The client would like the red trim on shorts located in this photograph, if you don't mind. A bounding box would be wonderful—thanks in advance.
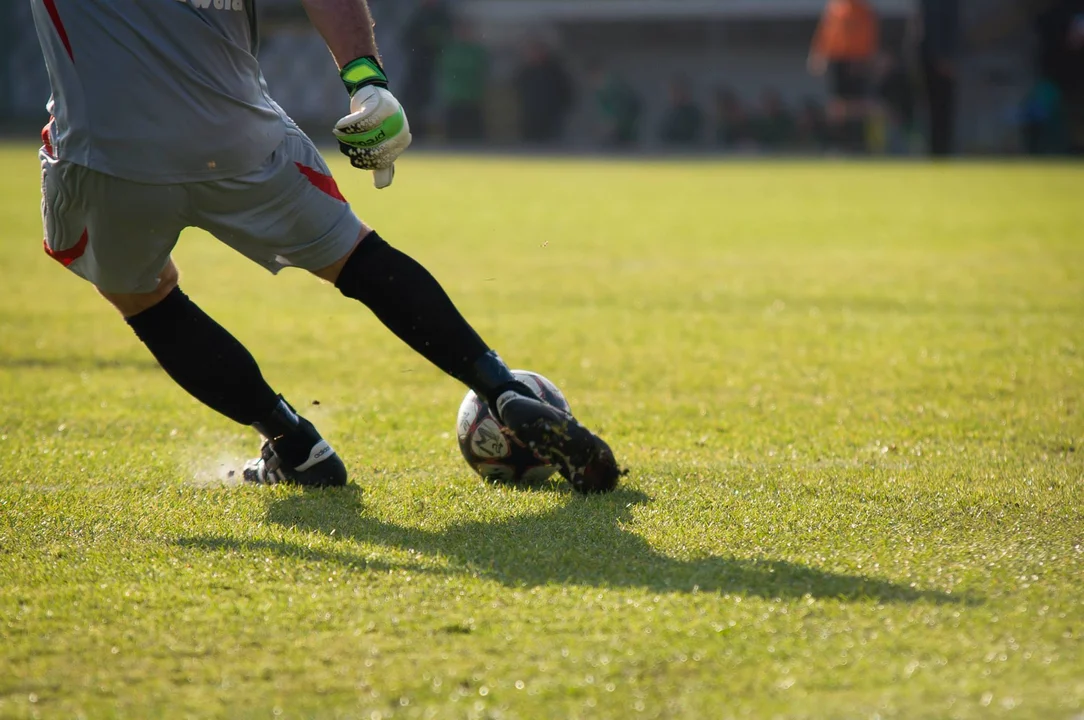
[295,163,346,202]
[41,118,54,157]
[44,228,88,267]
[42,0,74,62]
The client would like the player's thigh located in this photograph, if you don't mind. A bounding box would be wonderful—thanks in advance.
[41,154,186,294]
[189,126,364,275]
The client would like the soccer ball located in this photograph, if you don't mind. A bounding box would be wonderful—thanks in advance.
[456,370,570,486]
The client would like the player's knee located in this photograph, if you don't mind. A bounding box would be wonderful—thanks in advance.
[310,226,372,284]
[158,261,179,294]
[100,261,180,318]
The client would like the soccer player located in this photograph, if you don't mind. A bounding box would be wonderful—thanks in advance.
[30,0,622,494]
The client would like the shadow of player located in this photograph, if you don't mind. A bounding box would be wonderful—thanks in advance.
[0,355,161,371]
[217,484,968,605]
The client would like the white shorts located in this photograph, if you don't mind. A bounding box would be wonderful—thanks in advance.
[40,122,363,293]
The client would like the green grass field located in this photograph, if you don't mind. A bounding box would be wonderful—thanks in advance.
[0,144,1082,719]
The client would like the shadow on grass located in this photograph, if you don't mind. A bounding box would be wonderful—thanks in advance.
[175,536,434,577]
[0,355,160,371]
[182,485,970,605]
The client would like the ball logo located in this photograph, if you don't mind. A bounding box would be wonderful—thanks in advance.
[471,418,510,459]
[456,371,570,486]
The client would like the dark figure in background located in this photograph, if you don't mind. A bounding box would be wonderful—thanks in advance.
[751,89,797,151]
[400,0,453,140]
[1021,78,1068,154]
[1035,0,1084,153]
[589,65,642,147]
[659,76,703,146]
[0,2,15,120]
[972,0,1084,155]
[796,98,830,151]
[515,40,574,144]
[874,51,916,154]
[438,22,490,142]
[714,88,754,149]
[909,0,961,156]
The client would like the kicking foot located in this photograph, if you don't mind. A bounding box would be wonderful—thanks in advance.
[495,390,625,494]
[236,398,347,487]
[240,435,347,487]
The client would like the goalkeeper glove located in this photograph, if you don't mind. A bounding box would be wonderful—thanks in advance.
[333,57,412,189]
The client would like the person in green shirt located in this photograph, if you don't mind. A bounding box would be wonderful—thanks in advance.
[437,22,490,142]
[589,64,642,147]
[659,76,703,146]
[399,0,453,140]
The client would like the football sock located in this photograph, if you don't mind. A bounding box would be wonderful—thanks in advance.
[251,397,329,469]
[464,350,540,414]
[335,231,531,407]
[125,287,281,427]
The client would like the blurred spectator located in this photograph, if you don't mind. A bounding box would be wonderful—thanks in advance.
[1035,1,1084,153]
[713,88,754,149]
[659,76,703,146]
[808,0,881,145]
[872,51,916,154]
[750,89,797,151]
[907,0,961,157]
[588,64,642,147]
[400,0,453,139]
[795,98,830,151]
[1021,77,1068,154]
[514,40,574,144]
[971,0,1084,155]
[437,22,490,142]
[0,3,13,121]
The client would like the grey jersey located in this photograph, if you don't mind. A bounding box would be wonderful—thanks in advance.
[31,0,287,184]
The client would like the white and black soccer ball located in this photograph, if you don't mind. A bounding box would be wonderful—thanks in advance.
[456,370,570,486]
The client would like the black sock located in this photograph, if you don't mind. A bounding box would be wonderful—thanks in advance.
[126,287,281,426]
[336,232,515,399]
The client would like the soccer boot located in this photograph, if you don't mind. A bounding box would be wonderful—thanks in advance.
[240,398,347,487]
[466,351,626,494]
[494,390,624,495]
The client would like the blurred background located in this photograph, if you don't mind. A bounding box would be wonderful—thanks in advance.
[1,0,1081,157]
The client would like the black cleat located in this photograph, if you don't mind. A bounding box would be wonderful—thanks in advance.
[241,435,347,487]
[495,391,625,494]
[239,399,347,487]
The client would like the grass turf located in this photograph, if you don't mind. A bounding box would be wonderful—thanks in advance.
[0,145,1082,719]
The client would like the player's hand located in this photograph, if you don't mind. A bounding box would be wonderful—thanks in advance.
[333,57,412,189]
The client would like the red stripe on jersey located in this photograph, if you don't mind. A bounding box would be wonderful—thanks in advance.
[42,0,74,62]
[295,163,346,202]
[44,228,88,267]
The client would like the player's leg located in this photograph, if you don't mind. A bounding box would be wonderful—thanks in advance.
[40,150,345,487]
[315,231,623,493]
[188,126,370,486]
[195,124,621,492]
[102,263,345,487]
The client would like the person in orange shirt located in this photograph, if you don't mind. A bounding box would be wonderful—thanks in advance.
[808,0,881,148]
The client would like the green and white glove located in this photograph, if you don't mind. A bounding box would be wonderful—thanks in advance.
[333,57,412,189]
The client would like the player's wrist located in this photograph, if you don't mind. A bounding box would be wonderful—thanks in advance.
[340,56,388,96]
